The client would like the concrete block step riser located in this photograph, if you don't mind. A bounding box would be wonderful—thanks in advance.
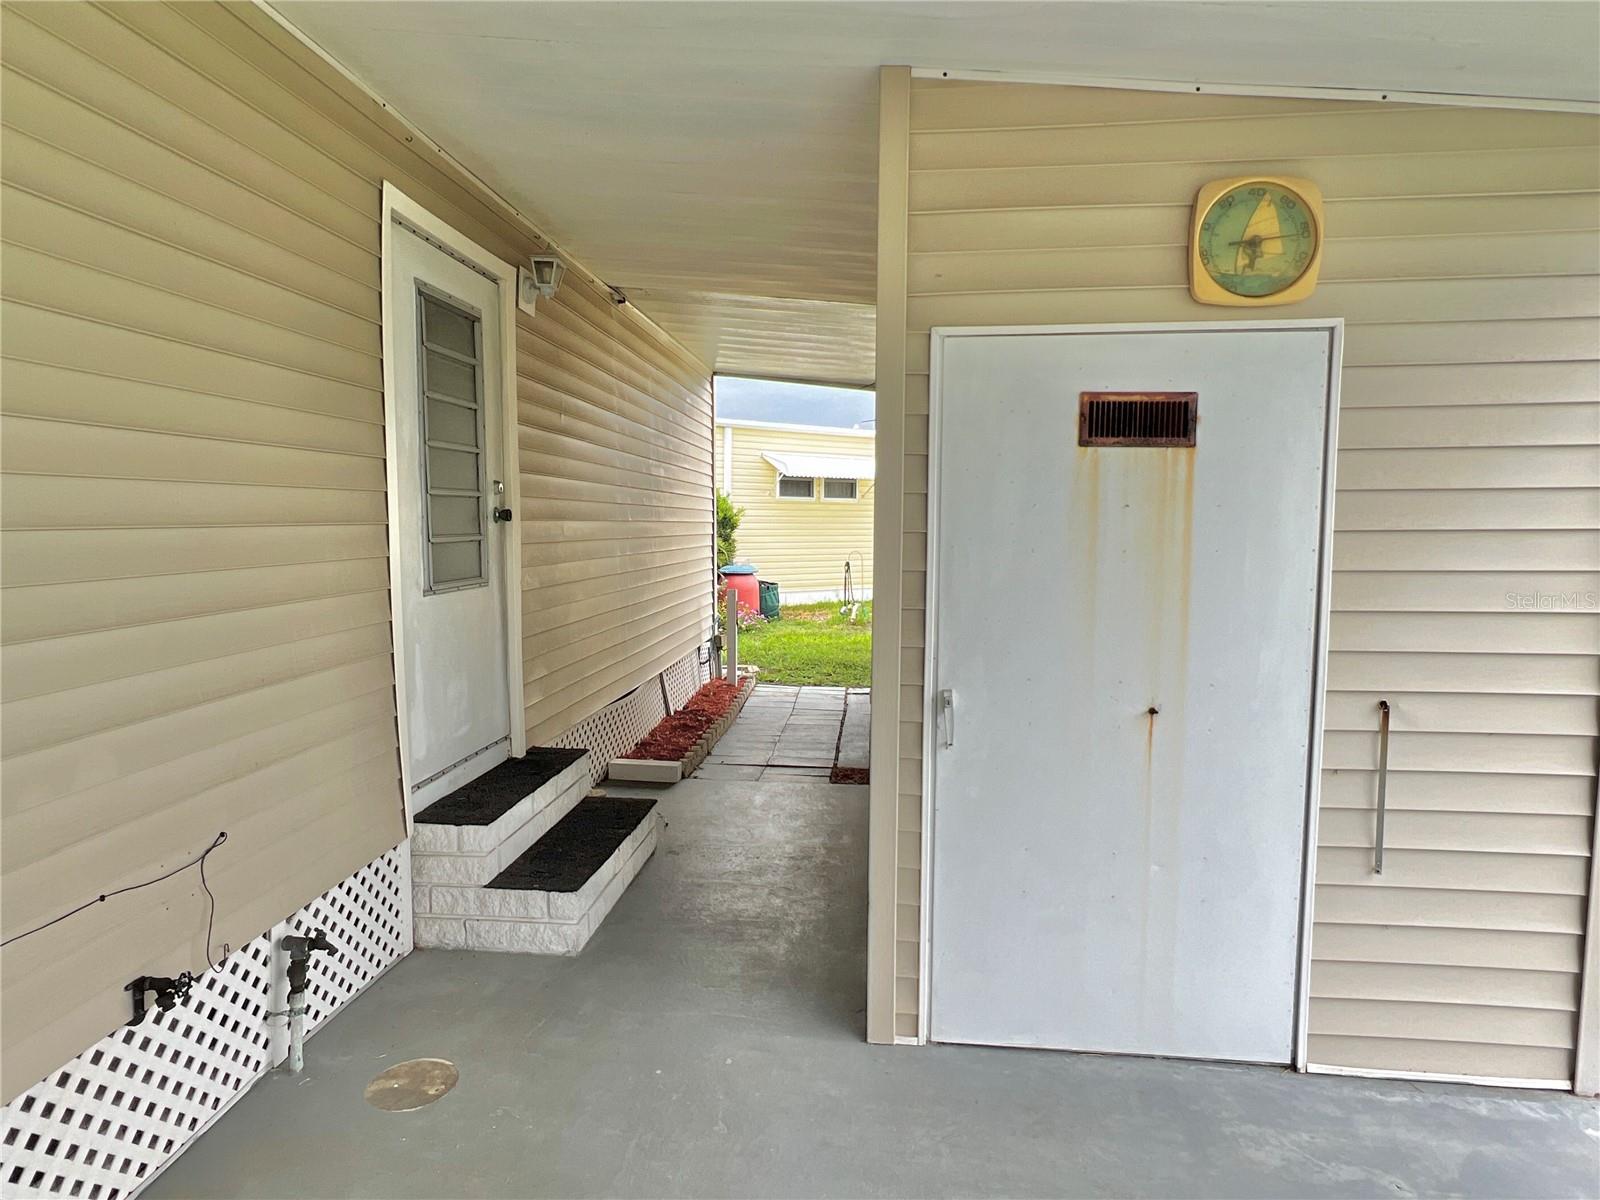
[415,813,660,955]
[411,759,589,886]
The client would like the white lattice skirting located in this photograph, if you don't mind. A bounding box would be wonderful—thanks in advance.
[0,846,412,1200]
[0,643,712,1200]
[549,644,713,781]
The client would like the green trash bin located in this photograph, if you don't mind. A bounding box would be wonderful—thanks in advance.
[758,579,781,622]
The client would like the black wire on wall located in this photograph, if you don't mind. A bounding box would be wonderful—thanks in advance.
[2,832,230,966]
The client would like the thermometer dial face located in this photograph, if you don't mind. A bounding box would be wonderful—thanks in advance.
[1196,181,1318,298]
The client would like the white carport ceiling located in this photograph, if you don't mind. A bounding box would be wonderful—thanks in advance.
[275,2,1600,387]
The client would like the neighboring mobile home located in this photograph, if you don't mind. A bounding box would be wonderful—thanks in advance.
[716,417,875,602]
[0,4,1596,1195]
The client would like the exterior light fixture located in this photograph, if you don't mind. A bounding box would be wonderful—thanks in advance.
[517,254,565,315]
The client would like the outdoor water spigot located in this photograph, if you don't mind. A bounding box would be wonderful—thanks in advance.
[278,929,334,1074]
[126,972,198,1026]
[282,929,333,996]
[283,928,333,956]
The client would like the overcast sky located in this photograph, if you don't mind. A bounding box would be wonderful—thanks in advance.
[716,376,875,428]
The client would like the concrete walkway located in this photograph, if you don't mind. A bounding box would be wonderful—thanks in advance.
[147,764,1596,1199]
[837,688,869,771]
[697,683,870,781]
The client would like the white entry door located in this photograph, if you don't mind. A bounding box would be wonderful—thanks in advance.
[928,325,1336,1063]
[388,217,513,812]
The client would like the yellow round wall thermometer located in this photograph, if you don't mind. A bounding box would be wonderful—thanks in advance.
[1190,176,1325,306]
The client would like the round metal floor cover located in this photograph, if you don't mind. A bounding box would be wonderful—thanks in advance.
[363,1058,458,1112]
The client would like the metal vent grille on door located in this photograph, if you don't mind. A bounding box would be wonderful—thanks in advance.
[1079,392,1197,447]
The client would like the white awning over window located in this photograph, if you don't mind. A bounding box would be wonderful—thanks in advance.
[761,451,875,481]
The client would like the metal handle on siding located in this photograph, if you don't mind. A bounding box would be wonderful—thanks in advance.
[937,689,955,749]
[1373,699,1391,875]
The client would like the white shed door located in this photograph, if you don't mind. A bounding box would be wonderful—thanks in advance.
[389,219,512,811]
[928,327,1334,1063]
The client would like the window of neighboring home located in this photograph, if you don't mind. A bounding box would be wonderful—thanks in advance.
[822,478,858,501]
[777,476,816,499]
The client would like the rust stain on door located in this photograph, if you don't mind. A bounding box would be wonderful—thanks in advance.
[1066,423,1201,1038]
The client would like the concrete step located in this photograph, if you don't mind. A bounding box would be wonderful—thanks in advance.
[415,797,660,955]
[411,748,589,887]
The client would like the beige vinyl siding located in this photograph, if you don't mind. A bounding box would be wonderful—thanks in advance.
[516,278,714,740]
[879,75,1600,1077]
[0,0,711,1101]
[720,424,874,595]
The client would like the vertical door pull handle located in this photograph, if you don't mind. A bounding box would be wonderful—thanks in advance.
[937,689,955,749]
[1373,698,1391,875]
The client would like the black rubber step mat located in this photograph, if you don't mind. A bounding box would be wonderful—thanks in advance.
[414,747,588,827]
[487,798,657,892]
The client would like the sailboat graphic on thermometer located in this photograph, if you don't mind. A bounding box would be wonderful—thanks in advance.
[1234,193,1284,275]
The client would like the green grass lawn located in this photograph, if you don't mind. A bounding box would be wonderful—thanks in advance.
[737,600,872,686]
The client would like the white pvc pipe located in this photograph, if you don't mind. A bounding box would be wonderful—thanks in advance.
[287,998,307,1073]
[724,589,739,682]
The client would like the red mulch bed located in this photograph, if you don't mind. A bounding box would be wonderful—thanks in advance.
[830,766,870,785]
[625,678,748,761]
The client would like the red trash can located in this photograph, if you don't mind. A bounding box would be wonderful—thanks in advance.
[719,564,760,618]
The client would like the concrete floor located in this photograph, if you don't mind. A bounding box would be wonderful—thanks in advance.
[149,771,1597,1199]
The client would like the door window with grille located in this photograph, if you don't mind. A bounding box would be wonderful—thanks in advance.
[417,286,488,592]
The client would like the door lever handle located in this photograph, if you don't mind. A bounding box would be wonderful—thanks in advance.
[937,688,955,749]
